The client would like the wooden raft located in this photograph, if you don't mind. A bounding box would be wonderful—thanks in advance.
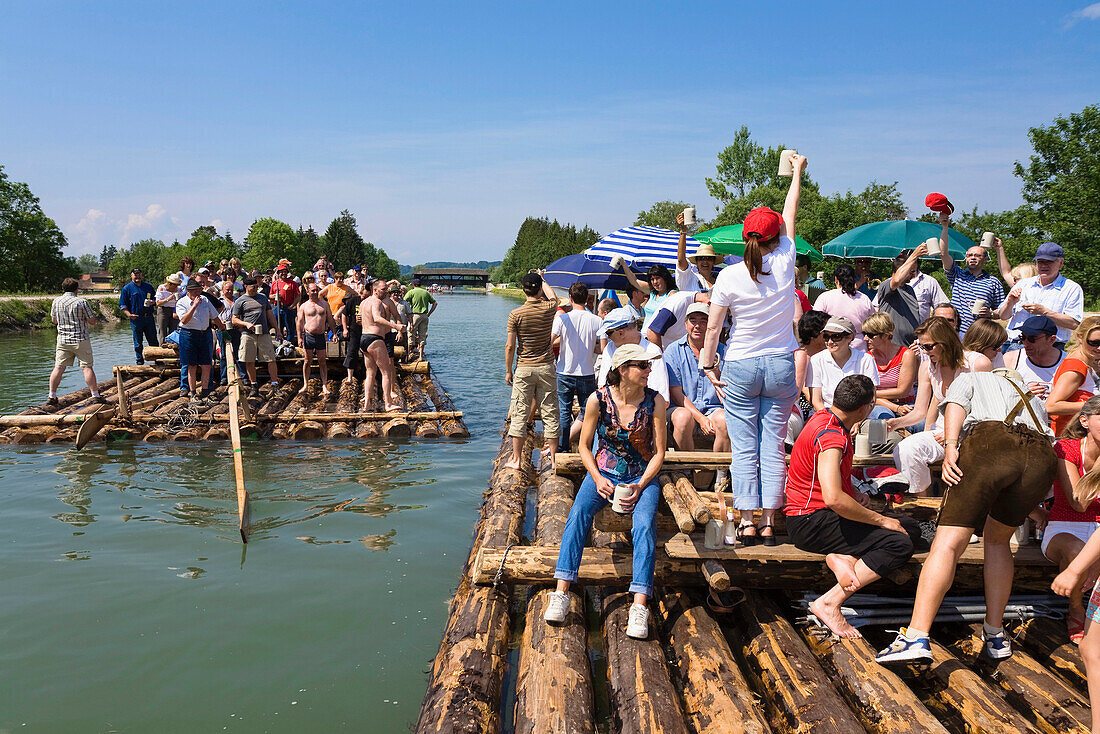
[0,349,469,444]
[418,437,1086,733]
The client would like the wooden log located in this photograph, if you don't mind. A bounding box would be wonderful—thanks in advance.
[514,468,595,734]
[674,473,711,524]
[796,626,948,734]
[555,450,900,474]
[599,588,689,734]
[424,373,469,437]
[944,622,1089,734]
[400,371,441,437]
[201,401,230,441]
[11,374,148,444]
[594,505,681,533]
[414,426,532,734]
[270,380,316,440]
[142,346,178,360]
[701,559,730,591]
[727,591,865,734]
[660,473,697,533]
[656,589,771,734]
[0,374,120,443]
[327,378,360,439]
[1011,617,1087,694]
[899,635,1036,733]
[171,387,227,441]
[472,545,702,586]
[290,380,336,439]
[381,416,412,437]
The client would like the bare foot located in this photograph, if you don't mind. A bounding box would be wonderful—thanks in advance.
[298,386,308,396]
[809,596,861,639]
[502,457,522,470]
[825,554,860,593]
[383,403,402,413]
[322,388,331,398]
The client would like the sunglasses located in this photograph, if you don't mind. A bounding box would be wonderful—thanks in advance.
[918,342,937,352]
[624,361,652,370]
[1087,338,1100,348]
[863,332,887,339]
[823,333,851,342]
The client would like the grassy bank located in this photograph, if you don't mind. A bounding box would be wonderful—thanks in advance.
[487,287,526,301]
[0,297,123,333]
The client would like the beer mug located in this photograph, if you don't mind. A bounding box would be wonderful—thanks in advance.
[682,206,696,228]
[923,237,941,257]
[612,483,633,514]
[778,149,798,177]
[980,231,995,250]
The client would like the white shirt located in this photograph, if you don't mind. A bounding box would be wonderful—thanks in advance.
[808,347,879,408]
[1006,274,1084,343]
[907,271,949,323]
[175,294,221,331]
[597,338,670,404]
[710,235,798,360]
[647,291,700,345]
[552,308,602,376]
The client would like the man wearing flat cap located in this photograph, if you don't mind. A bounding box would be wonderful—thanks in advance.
[998,242,1082,349]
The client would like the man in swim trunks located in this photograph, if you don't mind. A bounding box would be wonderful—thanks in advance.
[360,278,406,412]
[296,282,337,396]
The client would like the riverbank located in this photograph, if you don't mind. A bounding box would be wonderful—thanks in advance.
[0,295,122,333]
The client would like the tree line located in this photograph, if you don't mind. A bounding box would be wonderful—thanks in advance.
[493,217,601,285]
[105,209,400,286]
[0,165,81,292]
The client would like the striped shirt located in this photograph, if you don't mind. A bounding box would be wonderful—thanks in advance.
[945,265,1005,334]
[50,293,94,344]
[507,298,558,366]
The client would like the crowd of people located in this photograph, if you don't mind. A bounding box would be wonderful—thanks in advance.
[505,152,1100,707]
[50,256,440,412]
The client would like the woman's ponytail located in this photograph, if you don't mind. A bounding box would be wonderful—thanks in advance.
[744,236,771,284]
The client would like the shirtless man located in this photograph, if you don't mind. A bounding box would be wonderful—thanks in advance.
[296,283,337,396]
[360,278,406,412]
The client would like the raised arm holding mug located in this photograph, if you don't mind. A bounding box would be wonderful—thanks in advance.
[936,211,1004,335]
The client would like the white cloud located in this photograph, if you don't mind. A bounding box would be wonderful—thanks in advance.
[66,203,183,254]
[1064,2,1100,28]
[121,203,167,242]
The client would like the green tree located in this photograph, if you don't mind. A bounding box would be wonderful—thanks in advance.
[297,226,322,268]
[324,210,366,271]
[108,238,169,286]
[0,165,80,292]
[705,125,769,206]
[495,217,600,285]
[185,226,241,271]
[98,244,118,270]
[77,253,100,273]
[242,218,303,272]
[1013,104,1100,292]
[634,200,698,229]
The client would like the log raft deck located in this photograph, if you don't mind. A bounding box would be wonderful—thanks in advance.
[0,345,469,444]
[416,432,1087,734]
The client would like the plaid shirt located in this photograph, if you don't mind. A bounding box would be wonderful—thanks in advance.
[51,293,95,344]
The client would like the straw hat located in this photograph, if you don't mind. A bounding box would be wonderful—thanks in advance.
[165,273,182,285]
[687,243,719,263]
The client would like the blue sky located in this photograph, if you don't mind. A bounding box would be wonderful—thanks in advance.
[2,1,1098,265]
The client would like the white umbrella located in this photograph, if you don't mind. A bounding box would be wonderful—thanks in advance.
[584,226,703,268]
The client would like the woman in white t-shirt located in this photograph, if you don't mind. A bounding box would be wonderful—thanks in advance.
[808,316,879,411]
[699,153,807,546]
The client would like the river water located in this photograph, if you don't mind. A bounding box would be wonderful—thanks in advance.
[0,293,518,732]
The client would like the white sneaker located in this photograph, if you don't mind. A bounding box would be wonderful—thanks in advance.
[544,590,570,624]
[626,603,649,639]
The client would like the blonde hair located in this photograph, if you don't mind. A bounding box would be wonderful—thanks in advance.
[1067,315,1100,354]
[862,312,894,337]
[1061,396,1100,509]
[962,318,1008,355]
[1011,262,1037,282]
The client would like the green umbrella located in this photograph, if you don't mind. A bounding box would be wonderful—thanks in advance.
[820,220,973,261]
[693,224,823,262]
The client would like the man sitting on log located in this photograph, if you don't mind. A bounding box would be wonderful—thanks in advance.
[785,374,924,638]
[876,368,1056,664]
[664,302,730,490]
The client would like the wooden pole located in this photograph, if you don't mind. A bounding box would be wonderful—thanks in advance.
[114,366,130,420]
[472,545,702,587]
[225,345,250,542]
[656,589,771,734]
[424,373,469,437]
[660,473,697,533]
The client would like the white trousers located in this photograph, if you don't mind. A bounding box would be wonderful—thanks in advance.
[893,431,944,494]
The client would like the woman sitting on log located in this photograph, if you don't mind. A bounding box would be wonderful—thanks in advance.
[545,343,667,639]
[862,312,917,420]
[785,375,924,638]
[1047,395,1100,644]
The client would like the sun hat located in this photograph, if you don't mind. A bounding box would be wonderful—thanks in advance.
[925,192,955,215]
[687,243,720,263]
[1020,314,1057,336]
[610,343,660,371]
[742,207,782,241]
[346,269,357,277]
[1034,242,1064,261]
[165,273,182,285]
[599,307,638,337]
[822,316,855,334]
[684,302,710,319]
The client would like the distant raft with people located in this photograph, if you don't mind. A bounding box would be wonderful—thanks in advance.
[0,344,468,444]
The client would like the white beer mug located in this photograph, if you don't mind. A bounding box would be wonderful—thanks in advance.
[612,483,633,514]
[778,149,798,177]
[923,237,941,257]
[682,206,696,228]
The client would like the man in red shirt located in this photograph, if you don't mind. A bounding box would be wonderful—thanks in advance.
[785,374,923,638]
[270,263,301,346]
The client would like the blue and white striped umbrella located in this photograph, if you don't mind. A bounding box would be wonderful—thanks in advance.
[584,226,704,268]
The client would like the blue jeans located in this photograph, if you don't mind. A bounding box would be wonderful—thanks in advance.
[130,316,158,363]
[274,306,297,346]
[722,353,798,511]
[557,373,597,452]
[554,471,660,596]
[216,330,247,385]
[869,406,896,420]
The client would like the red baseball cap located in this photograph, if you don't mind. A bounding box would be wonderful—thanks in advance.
[742,207,782,241]
[924,192,954,214]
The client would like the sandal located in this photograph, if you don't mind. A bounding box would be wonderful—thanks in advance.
[738,522,757,547]
[706,587,747,614]
[1069,614,1085,645]
[760,524,777,547]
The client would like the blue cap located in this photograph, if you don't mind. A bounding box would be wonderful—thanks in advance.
[1034,242,1064,261]
[1020,314,1058,336]
[599,307,637,337]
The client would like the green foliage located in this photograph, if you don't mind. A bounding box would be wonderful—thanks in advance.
[495,217,601,285]
[108,238,171,285]
[184,227,241,270]
[297,226,322,269]
[77,253,100,273]
[634,200,699,229]
[98,244,118,270]
[0,165,81,292]
[1013,104,1100,293]
[243,218,304,273]
[323,210,366,271]
[705,125,769,204]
